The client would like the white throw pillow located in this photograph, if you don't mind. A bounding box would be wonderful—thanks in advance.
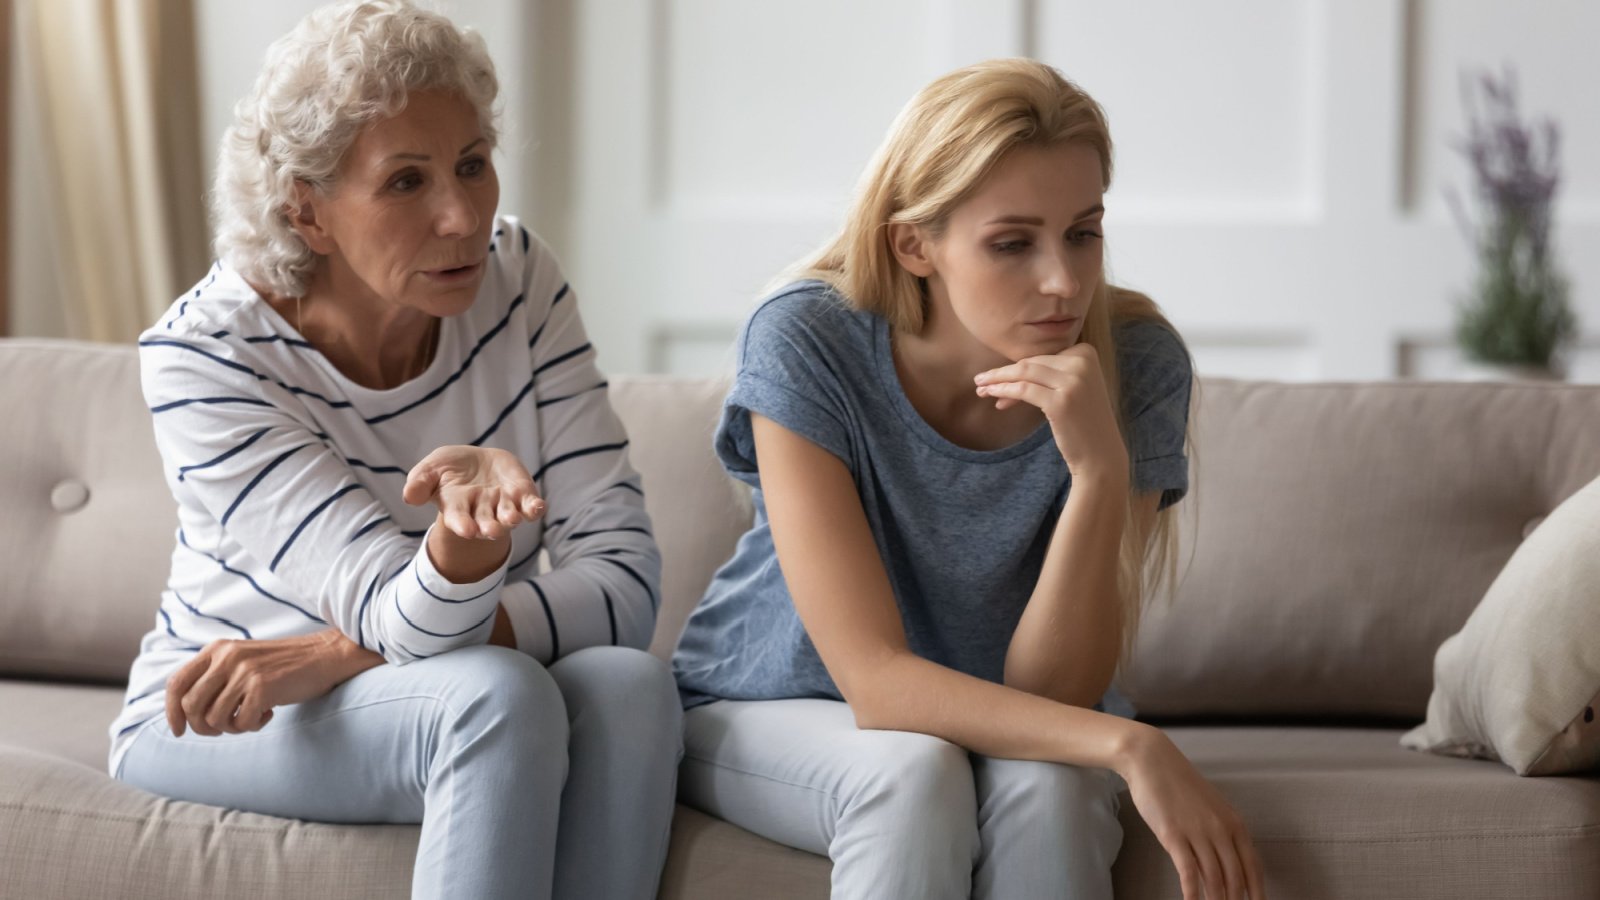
[1401,473,1600,775]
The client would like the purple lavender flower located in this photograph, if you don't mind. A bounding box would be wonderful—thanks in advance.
[1449,65,1575,368]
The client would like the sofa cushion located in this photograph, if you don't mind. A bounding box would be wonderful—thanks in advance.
[606,376,752,661]
[0,340,176,684]
[1117,380,1600,720]
[7,681,1597,900]
[1402,473,1600,774]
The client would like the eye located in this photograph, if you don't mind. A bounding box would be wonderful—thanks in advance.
[991,239,1031,255]
[458,156,488,178]
[1068,229,1103,246]
[389,170,423,193]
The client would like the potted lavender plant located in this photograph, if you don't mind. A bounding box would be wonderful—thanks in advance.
[1449,67,1576,381]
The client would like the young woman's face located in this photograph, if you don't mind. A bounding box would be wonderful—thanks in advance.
[922,141,1105,361]
[298,89,500,316]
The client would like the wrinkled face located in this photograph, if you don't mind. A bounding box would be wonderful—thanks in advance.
[923,141,1105,360]
[298,89,499,315]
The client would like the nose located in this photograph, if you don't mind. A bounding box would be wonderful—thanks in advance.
[1039,243,1078,300]
[433,178,479,239]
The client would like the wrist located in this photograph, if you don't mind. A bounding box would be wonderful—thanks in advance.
[1108,719,1165,780]
[1067,454,1130,488]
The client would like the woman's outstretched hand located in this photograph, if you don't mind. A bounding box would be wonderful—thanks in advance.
[1121,726,1268,900]
[974,344,1129,482]
[403,445,546,540]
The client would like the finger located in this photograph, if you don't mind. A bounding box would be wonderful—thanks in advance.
[976,379,1055,413]
[475,496,505,540]
[1237,832,1268,900]
[234,692,272,734]
[976,355,1073,386]
[181,663,232,738]
[1214,831,1248,900]
[521,492,546,520]
[1166,839,1201,900]
[495,492,523,529]
[165,655,210,737]
[445,506,480,539]
[1191,839,1226,900]
[207,677,249,735]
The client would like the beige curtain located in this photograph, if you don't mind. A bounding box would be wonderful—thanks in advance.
[24,0,207,343]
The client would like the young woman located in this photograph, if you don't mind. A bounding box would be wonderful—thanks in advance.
[110,3,679,898]
[673,59,1266,900]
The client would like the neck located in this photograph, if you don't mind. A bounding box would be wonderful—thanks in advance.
[890,283,1043,449]
[266,260,438,390]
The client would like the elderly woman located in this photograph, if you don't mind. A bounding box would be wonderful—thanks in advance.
[106,3,680,898]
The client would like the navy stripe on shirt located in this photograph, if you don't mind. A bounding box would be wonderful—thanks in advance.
[178,530,325,623]
[535,382,608,409]
[530,579,560,659]
[365,293,527,426]
[171,590,253,639]
[532,342,593,378]
[222,443,311,526]
[350,515,392,543]
[270,483,363,571]
[151,396,274,414]
[177,427,272,482]
[413,565,504,604]
[568,525,652,540]
[598,556,657,610]
[601,587,618,646]
[532,441,629,482]
[394,595,498,639]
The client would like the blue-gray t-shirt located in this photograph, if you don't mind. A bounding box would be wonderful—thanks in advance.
[672,281,1192,715]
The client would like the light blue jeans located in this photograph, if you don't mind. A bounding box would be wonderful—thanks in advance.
[117,645,682,900]
[680,698,1126,899]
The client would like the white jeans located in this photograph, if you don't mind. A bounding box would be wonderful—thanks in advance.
[680,697,1126,900]
[118,644,682,900]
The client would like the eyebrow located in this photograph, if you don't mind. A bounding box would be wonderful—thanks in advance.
[986,204,1105,226]
[383,138,487,164]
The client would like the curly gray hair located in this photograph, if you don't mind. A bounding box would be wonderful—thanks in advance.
[212,0,500,298]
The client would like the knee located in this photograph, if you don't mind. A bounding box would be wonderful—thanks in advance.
[980,758,1123,829]
[846,731,976,823]
[550,646,682,737]
[420,645,568,748]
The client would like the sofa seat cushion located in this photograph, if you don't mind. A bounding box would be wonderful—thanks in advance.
[1114,726,1600,898]
[7,684,1597,899]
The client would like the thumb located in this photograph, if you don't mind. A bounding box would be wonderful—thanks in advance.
[403,462,439,506]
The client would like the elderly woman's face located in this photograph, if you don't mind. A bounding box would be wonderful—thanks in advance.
[298,90,499,315]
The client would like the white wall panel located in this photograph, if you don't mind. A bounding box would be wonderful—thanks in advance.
[656,0,933,220]
[1407,0,1600,221]
[1032,0,1321,221]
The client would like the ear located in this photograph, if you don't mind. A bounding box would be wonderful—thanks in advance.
[284,181,336,256]
[887,222,936,278]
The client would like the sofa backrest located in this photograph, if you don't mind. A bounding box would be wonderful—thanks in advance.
[4,339,1599,722]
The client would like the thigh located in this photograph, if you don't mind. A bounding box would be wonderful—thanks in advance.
[680,698,971,856]
[116,645,540,824]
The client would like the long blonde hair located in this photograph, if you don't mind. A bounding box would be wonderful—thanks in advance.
[793,58,1195,660]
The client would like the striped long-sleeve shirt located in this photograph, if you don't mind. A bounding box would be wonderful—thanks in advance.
[108,215,659,776]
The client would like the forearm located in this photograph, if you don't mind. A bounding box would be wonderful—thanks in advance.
[854,647,1152,777]
[317,627,387,683]
[1004,471,1128,706]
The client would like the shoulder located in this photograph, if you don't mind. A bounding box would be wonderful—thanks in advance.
[737,279,874,367]
[488,213,569,311]
[139,265,289,392]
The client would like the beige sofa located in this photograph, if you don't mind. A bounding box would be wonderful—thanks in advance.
[2,336,1599,899]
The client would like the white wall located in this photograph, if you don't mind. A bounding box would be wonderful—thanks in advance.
[553,0,1600,382]
[12,0,1598,385]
